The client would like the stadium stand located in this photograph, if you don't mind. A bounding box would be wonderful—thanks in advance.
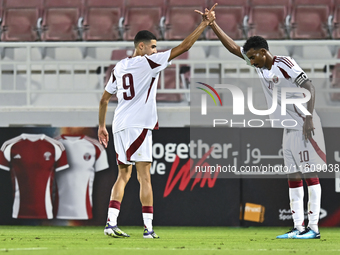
[0,1,338,42]
[330,49,340,101]
[0,0,2,21]
[333,0,340,38]
[164,0,206,40]
[82,0,124,41]
[0,40,338,127]
[156,51,189,102]
[123,0,165,41]
[41,0,84,41]
[290,0,334,39]
[0,1,339,127]
[247,0,291,39]
[206,0,249,40]
[1,0,43,41]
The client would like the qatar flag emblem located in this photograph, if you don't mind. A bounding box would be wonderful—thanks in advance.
[83,153,91,161]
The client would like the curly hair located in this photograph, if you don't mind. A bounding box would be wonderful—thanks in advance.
[243,36,269,53]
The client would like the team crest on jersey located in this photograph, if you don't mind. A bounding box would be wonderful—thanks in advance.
[44,151,52,161]
[272,75,279,84]
[83,153,91,161]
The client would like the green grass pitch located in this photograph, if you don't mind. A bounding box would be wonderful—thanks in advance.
[1,226,340,255]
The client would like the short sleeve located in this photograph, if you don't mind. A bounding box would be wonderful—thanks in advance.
[275,57,309,86]
[0,149,10,171]
[145,50,172,73]
[105,71,118,94]
[54,143,69,172]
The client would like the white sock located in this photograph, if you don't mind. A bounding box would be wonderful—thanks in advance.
[143,213,153,231]
[307,184,321,233]
[108,208,120,226]
[289,186,305,232]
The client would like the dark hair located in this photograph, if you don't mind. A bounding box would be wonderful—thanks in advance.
[134,30,157,47]
[243,36,269,53]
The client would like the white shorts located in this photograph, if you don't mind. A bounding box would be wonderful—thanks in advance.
[113,128,152,165]
[282,118,326,174]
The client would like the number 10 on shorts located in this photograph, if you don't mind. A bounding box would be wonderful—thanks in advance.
[299,150,309,163]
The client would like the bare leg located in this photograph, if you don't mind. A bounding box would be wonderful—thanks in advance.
[104,164,132,237]
[288,172,303,182]
[106,164,132,225]
[136,161,157,236]
[110,164,132,202]
[136,162,153,206]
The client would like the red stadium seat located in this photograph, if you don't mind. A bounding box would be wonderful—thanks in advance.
[330,63,340,101]
[330,49,340,101]
[290,0,334,39]
[157,51,189,102]
[41,0,84,41]
[110,49,134,61]
[206,0,248,40]
[248,0,291,39]
[156,68,182,101]
[82,0,124,41]
[164,0,206,40]
[1,0,43,41]
[123,0,165,41]
[333,0,340,38]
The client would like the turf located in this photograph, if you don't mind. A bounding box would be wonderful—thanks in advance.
[0,226,339,255]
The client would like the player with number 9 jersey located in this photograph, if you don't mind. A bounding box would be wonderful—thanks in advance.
[98,4,217,239]
[105,50,171,133]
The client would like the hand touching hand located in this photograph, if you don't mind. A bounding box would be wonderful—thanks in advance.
[195,3,217,25]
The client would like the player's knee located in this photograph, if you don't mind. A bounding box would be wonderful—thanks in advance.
[137,174,151,185]
[288,172,302,182]
[118,172,131,183]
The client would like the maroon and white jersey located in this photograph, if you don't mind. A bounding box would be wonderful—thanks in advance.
[241,48,320,130]
[0,134,69,219]
[105,50,172,133]
[54,135,109,219]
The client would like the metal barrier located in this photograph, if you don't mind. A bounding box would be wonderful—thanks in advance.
[0,41,339,108]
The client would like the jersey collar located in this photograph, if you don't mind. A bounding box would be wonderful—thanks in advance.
[61,134,85,140]
[272,56,277,65]
[21,133,45,141]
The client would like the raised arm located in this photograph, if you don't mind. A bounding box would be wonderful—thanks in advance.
[168,3,217,61]
[209,21,244,59]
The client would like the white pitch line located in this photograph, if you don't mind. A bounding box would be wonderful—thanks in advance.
[0,247,48,251]
[95,247,340,252]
